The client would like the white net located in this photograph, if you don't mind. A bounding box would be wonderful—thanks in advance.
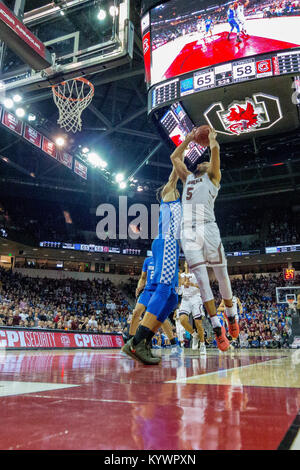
[52,77,94,133]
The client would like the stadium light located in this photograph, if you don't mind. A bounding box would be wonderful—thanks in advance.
[99,160,107,169]
[28,113,36,122]
[56,136,65,147]
[109,6,118,16]
[82,147,89,154]
[119,181,127,189]
[16,107,25,118]
[3,98,13,109]
[13,94,22,103]
[115,173,124,183]
[88,152,101,166]
[98,9,106,20]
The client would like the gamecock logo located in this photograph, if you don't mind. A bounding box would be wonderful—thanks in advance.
[143,37,149,55]
[220,100,263,135]
[61,334,71,347]
[115,336,123,347]
[204,94,283,137]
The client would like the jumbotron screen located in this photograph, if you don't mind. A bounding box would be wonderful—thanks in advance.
[147,0,300,87]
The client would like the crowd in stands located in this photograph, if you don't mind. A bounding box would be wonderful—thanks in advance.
[0,267,131,334]
[0,265,298,349]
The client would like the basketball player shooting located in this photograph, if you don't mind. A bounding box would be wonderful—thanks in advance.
[170,127,239,352]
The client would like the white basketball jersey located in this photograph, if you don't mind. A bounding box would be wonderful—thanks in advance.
[236,5,245,20]
[181,272,200,298]
[182,173,219,226]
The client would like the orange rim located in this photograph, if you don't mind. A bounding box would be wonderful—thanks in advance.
[52,77,94,102]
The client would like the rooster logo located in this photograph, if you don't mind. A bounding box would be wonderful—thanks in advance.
[221,101,263,135]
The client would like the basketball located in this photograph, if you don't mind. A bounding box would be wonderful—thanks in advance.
[194,125,210,147]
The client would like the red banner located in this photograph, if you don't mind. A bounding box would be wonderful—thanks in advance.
[74,159,87,179]
[0,328,124,349]
[58,150,73,169]
[42,136,57,160]
[24,123,42,148]
[2,110,23,135]
[142,31,151,84]
[0,1,46,58]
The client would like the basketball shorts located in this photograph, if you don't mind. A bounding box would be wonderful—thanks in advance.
[237,18,246,29]
[181,221,227,269]
[137,287,155,308]
[229,19,240,32]
[179,296,205,320]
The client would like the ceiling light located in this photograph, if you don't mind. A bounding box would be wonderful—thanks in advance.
[82,147,89,154]
[16,107,25,118]
[28,113,36,122]
[13,94,22,103]
[109,6,118,16]
[3,98,13,109]
[98,9,106,20]
[99,160,107,169]
[56,136,65,147]
[116,173,124,183]
[119,182,127,189]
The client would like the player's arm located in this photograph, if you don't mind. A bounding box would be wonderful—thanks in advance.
[136,270,147,298]
[170,131,194,184]
[161,167,179,199]
[207,127,221,186]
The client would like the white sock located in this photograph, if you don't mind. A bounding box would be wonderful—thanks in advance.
[210,315,221,328]
[225,306,235,318]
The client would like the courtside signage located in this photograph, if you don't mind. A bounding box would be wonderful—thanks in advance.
[0,327,124,349]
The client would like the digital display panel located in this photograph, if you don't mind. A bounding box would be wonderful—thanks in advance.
[148,0,300,87]
[159,102,207,166]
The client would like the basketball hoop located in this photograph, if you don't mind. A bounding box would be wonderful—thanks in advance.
[52,77,94,133]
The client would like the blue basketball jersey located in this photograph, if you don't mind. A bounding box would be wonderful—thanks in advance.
[142,256,155,290]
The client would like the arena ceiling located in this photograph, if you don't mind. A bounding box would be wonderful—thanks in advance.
[0,0,299,206]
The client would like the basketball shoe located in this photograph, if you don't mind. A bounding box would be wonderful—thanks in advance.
[224,314,240,339]
[214,326,230,352]
[122,338,161,365]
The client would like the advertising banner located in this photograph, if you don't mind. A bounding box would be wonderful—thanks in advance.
[0,328,124,350]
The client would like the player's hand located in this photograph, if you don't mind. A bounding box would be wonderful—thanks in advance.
[135,288,141,298]
[185,128,196,144]
[208,127,218,143]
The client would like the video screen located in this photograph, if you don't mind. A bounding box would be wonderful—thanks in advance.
[150,0,300,86]
[160,102,207,167]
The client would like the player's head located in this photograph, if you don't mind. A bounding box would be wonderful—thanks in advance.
[194,161,210,177]
[156,184,180,202]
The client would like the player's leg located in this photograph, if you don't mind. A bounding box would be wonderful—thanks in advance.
[191,300,206,354]
[181,233,230,351]
[189,265,230,351]
[122,238,178,364]
[129,303,146,338]
[179,299,199,349]
[213,265,239,339]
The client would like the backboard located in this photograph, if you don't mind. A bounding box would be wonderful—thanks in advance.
[0,0,133,93]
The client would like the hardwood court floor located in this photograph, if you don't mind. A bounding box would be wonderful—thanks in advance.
[0,348,299,450]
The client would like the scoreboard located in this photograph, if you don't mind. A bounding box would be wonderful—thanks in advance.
[150,52,297,112]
